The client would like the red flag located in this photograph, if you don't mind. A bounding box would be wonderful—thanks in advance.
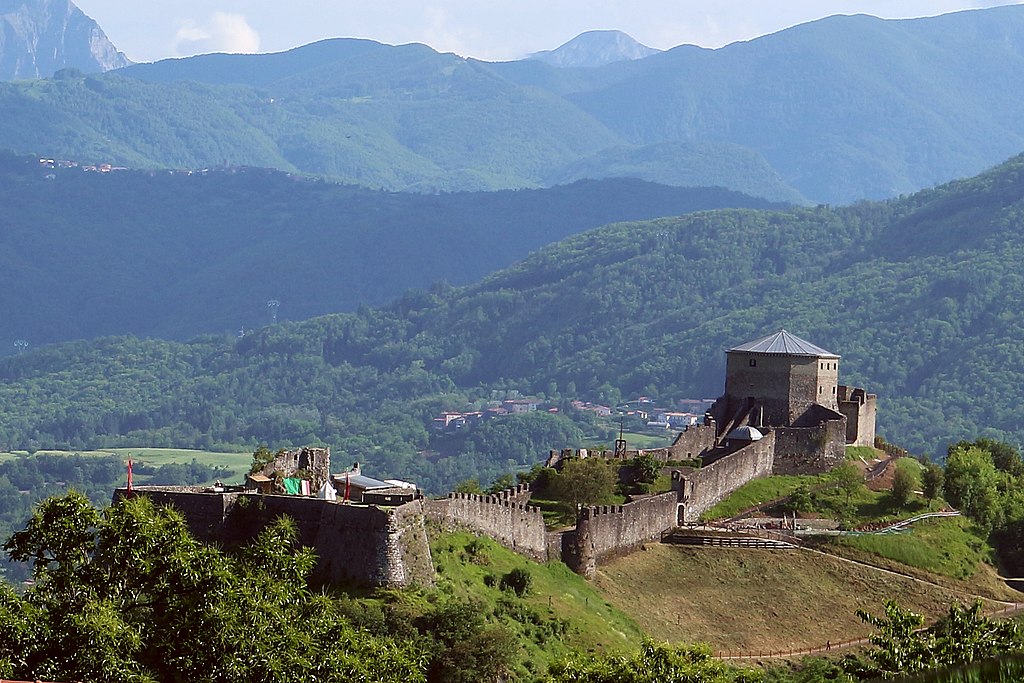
[126,458,134,498]
[344,471,350,503]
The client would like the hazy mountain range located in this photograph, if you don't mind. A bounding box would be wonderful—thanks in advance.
[0,6,1023,203]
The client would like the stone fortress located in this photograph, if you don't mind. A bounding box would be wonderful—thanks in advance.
[118,330,875,586]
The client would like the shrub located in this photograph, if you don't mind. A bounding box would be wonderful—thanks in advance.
[499,568,532,597]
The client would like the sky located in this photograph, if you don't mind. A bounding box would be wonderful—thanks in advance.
[72,0,1023,64]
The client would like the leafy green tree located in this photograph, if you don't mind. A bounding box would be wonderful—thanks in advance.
[487,473,516,493]
[849,600,1024,679]
[922,463,945,503]
[850,600,931,678]
[550,458,618,510]
[952,439,1024,477]
[454,479,484,494]
[0,492,426,682]
[834,463,864,505]
[944,446,1001,528]
[632,455,662,486]
[419,599,519,683]
[890,465,919,510]
[786,484,813,515]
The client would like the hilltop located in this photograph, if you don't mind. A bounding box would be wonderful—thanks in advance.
[526,30,660,68]
[2,153,1024,489]
[2,8,1024,200]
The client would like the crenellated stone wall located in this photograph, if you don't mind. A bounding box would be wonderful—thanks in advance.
[423,485,548,562]
[676,433,776,523]
[563,491,679,578]
[545,423,717,470]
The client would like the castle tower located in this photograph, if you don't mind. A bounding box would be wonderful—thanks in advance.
[724,330,840,427]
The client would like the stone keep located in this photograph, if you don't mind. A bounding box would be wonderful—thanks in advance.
[724,330,841,427]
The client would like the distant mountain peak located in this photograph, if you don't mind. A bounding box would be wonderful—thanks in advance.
[0,0,131,80]
[527,30,660,68]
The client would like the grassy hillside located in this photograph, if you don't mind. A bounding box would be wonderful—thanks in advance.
[429,531,645,661]
[592,544,1012,654]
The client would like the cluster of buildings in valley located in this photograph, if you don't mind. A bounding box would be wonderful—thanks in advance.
[431,398,544,432]
[38,157,127,173]
[430,396,716,434]
[36,156,317,182]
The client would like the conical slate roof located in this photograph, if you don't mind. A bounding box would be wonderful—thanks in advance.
[728,330,838,358]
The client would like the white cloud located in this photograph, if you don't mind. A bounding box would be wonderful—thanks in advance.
[173,12,260,56]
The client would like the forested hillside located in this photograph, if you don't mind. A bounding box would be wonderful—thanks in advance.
[3,154,1024,491]
[0,152,777,347]
[2,7,1024,201]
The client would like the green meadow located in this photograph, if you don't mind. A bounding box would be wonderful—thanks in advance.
[0,448,252,486]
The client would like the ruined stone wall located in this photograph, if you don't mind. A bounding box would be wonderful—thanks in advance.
[254,447,332,491]
[423,486,548,562]
[838,386,877,447]
[772,417,846,475]
[564,492,679,578]
[667,423,718,460]
[678,432,776,523]
[115,487,433,587]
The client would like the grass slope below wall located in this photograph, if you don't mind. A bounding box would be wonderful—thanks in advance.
[428,528,645,675]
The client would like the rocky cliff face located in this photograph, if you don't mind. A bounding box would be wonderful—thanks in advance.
[0,0,130,80]
[527,30,660,68]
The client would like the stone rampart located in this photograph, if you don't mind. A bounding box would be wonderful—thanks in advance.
[667,422,718,460]
[424,485,548,562]
[546,435,712,469]
[115,487,433,587]
[565,491,679,578]
[773,417,846,475]
[678,433,776,523]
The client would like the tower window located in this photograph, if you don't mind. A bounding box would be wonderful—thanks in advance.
[749,358,756,367]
